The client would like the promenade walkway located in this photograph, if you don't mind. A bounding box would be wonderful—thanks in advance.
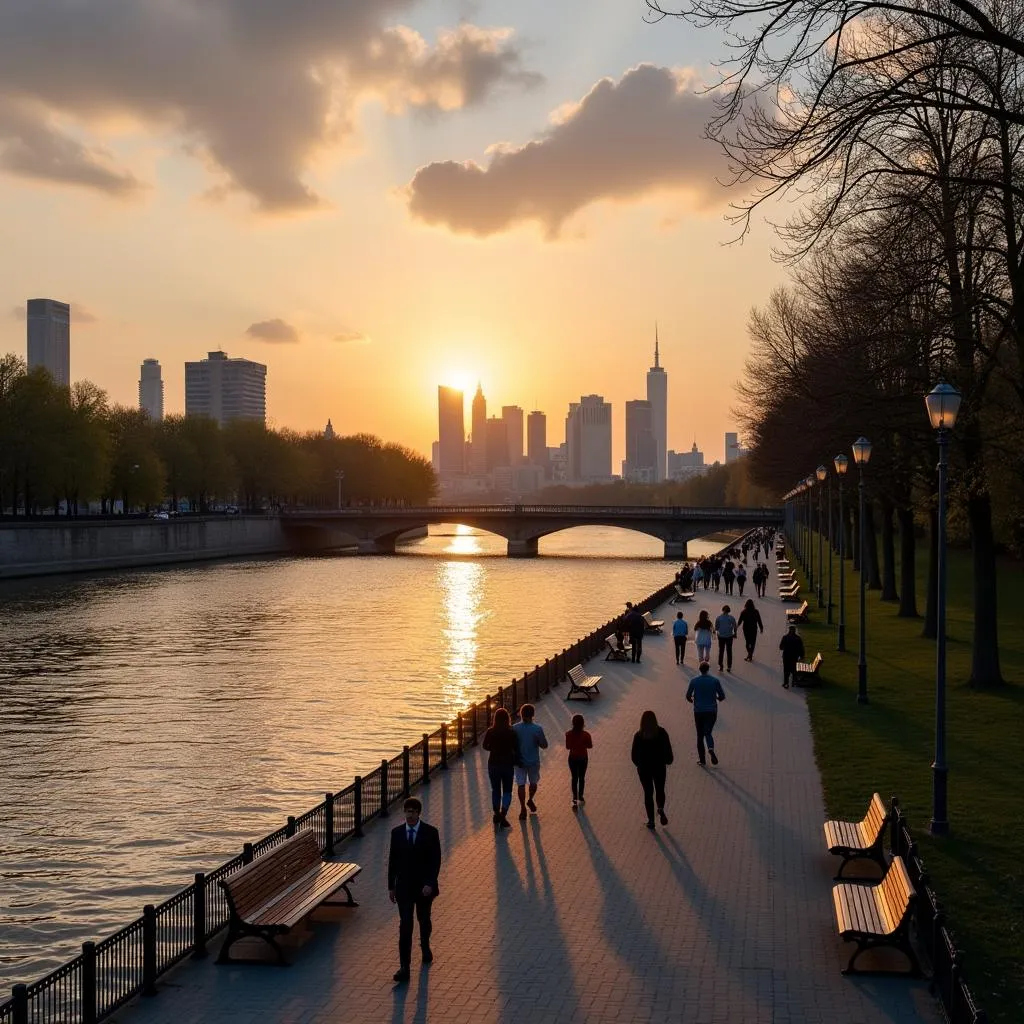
[116,570,940,1024]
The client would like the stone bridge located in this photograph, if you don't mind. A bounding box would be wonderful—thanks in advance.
[280,504,782,558]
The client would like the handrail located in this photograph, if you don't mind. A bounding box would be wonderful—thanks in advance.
[0,529,757,1024]
[282,504,783,518]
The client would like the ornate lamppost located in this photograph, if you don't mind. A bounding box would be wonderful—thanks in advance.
[852,438,872,703]
[806,474,815,593]
[925,382,962,836]
[816,465,826,608]
[834,454,848,650]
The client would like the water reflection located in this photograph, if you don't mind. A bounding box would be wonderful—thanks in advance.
[439,558,483,711]
[441,522,487,556]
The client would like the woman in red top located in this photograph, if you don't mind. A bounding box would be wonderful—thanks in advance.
[565,714,593,810]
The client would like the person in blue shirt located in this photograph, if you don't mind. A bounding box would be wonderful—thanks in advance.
[672,611,689,665]
[685,662,726,766]
[512,704,549,820]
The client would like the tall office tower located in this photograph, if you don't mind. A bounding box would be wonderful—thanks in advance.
[624,399,657,482]
[26,298,71,387]
[139,358,164,421]
[501,405,524,465]
[437,385,465,476]
[725,432,750,462]
[485,416,510,471]
[184,350,267,426]
[470,382,488,474]
[566,395,612,481]
[527,410,548,470]
[646,326,668,482]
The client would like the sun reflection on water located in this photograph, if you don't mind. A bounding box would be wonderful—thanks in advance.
[438,551,485,711]
[443,523,485,556]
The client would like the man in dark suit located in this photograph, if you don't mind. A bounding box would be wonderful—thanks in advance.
[388,797,441,983]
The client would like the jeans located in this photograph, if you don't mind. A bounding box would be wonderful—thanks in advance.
[743,630,758,658]
[637,765,667,823]
[693,710,717,763]
[782,659,798,687]
[487,763,514,812]
[568,756,588,800]
[630,633,644,662]
[397,892,434,967]
[717,636,734,670]
[673,636,687,663]
[696,643,711,664]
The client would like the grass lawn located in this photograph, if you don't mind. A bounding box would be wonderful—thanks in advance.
[789,539,1024,1024]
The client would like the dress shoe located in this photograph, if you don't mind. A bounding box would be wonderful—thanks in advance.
[518,809,527,820]
[526,799,537,813]
[421,946,433,964]
[658,810,668,825]
[709,749,719,766]
[645,820,656,830]
[393,968,410,983]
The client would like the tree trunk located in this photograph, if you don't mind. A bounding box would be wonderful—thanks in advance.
[880,498,898,601]
[897,506,918,617]
[864,501,882,590]
[922,506,938,639]
[967,488,1004,686]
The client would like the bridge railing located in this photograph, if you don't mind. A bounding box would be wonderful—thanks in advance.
[283,504,783,519]
[0,533,753,1024]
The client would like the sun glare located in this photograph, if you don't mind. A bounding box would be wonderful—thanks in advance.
[438,369,477,396]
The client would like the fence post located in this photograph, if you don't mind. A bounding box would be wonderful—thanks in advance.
[242,842,254,865]
[534,666,540,700]
[422,733,431,784]
[12,984,27,1024]
[380,759,390,816]
[456,713,464,757]
[402,746,411,797]
[484,694,492,722]
[82,941,97,1024]
[440,724,449,769]
[471,704,479,745]
[143,904,157,996]
[353,777,364,837]
[286,815,296,838]
[510,678,517,714]
[498,686,505,713]
[192,874,207,958]
[324,792,335,856]
[543,658,551,693]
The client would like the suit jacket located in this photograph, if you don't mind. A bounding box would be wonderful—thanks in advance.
[388,821,441,900]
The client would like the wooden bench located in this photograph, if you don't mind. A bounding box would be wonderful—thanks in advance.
[670,586,695,603]
[795,651,823,685]
[785,600,810,623]
[642,611,664,633]
[217,829,361,964]
[566,664,602,700]
[780,584,801,602]
[833,856,922,975]
[823,792,889,879]
[604,635,631,661]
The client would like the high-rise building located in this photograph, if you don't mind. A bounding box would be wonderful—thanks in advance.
[139,358,164,421]
[566,395,612,482]
[668,441,706,481]
[485,416,510,472]
[26,298,71,387]
[725,432,749,463]
[624,399,657,482]
[437,386,465,476]
[184,350,266,426]
[646,326,668,482]
[527,410,548,471]
[470,383,487,475]
[501,405,524,465]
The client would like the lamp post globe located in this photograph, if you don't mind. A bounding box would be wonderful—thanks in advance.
[834,454,849,651]
[926,382,961,836]
[852,438,872,703]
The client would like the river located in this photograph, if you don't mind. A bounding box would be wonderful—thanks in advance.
[0,525,735,991]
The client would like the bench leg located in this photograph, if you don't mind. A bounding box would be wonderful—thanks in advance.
[216,918,290,966]
[323,882,360,908]
[841,930,923,976]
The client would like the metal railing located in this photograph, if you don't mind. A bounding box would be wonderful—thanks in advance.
[1,568,696,1024]
[890,799,987,1024]
[283,504,783,520]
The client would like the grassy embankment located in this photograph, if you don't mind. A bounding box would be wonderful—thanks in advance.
[790,539,1023,1024]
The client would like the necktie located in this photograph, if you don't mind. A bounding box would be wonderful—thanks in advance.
[407,828,415,846]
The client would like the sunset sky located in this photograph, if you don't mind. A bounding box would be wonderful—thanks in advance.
[0,0,787,465]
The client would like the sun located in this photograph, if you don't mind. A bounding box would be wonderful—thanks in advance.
[438,368,477,396]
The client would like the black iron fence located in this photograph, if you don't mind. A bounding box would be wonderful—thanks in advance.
[1,578,681,1024]
[890,799,987,1024]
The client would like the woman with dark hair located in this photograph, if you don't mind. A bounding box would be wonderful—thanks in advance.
[630,710,674,830]
[737,599,764,661]
[565,713,593,810]
[482,708,517,828]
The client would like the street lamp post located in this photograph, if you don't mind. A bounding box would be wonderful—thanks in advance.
[852,438,872,703]
[822,465,833,624]
[816,465,827,608]
[925,382,962,836]
[834,455,849,650]
[806,475,815,593]
[335,470,345,510]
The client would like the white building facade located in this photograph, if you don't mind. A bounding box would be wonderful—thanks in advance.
[566,395,612,482]
[139,358,164,420]
[185,350,266,426]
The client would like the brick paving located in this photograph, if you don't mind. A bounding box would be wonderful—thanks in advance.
[114,568,940,1024]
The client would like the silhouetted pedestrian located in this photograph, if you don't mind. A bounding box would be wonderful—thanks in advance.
[694,610,713,665]
[672,611,689,664]
[565,713,593,810]
[779,625,805,689]
[737,599,764,661]
[686,662,725,766]
[482,708,517,826]
[630,710,674,830]
[513,704,548,820]
[624,601,646,663]
[715,605,737,672]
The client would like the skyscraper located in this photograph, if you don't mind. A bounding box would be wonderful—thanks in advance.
[437,385,465,476]
[624,399,657,482]
[485,416,510,471]
[527,410,548,470]
[501,405,524,465]
[725,432,749,462]
[139,358,164,421]
[26,298,71,387]
[566,395,612,481]
[185,350,267,426]
[470,383,487,474]
[646,326,668,482]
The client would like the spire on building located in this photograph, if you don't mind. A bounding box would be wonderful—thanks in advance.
[654,322,660,369]
[324,418,335,439]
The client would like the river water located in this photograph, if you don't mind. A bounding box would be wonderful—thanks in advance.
[0,525,734,991]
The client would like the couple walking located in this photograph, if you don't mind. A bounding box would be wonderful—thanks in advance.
[481,704,548,826]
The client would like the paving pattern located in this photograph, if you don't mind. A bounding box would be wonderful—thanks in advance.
[114,566,941,1024]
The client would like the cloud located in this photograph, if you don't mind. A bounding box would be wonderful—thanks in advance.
[246,318,301,344]
[0,2,537,210]
[9,305,24,320]
[404,64,725,238]
[333,329,370,344]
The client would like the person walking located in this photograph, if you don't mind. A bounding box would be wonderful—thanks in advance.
[672,610,689,665]
[482,708,517,826]
[779,624,805,688]
[388,797,442,983]
[624,601,646,663]
[694,610,713,665]
[722,561,735,596]
[714,604,737,672]
[737,599,764,661]
[686,662,726,766]
[513,703,548,819]
[736,563,747,596]
[630,710,674,829]
[565,713,593,810]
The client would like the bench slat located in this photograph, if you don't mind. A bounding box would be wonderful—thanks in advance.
[252,863,361,928]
